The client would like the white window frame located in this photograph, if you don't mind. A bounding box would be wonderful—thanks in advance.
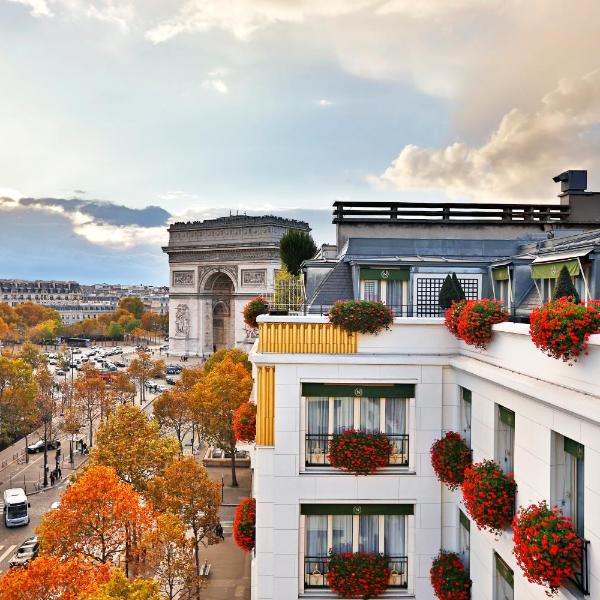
[495,405,515,475]
[460,387,472,449]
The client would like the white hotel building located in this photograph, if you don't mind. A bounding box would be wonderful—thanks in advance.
[247,172,600,600]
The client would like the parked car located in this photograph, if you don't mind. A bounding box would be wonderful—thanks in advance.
[56,370,67,376]
[27,439,61,454]
[9,536,39,568]
[166,377,176,385]
[115,361,126,368]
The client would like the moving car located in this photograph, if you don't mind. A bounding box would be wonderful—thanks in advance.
[8,536,39,567]
[3,488,30,527]
[27,439,61,454]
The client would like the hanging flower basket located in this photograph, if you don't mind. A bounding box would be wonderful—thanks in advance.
[454,299,508,349]
[530,297,600,363]
[233,402,256,443]
[233,497,256,552]
[461,459,516,536]
[430,551,471,600]
[243,297,269,329]
[328,430,392,475]
[328,552,390,599]
[430,432,472,491]
[512,501,582,596]
[328,300,394,335]
[444,299,467,338]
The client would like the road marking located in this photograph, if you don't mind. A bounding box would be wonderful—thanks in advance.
[0,545,16,563]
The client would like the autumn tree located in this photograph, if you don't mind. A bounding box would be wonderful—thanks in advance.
[91,405,179,494]
[127,351,165,404]
[0,555,110,600]
[146,512,197,600]
[61,404,83,464]
[18,340,47,369]
[73,363,107,446]
[39,465,154,571]
[119,296,145,319]
[154,390,193,453]
[79,570,164,600]
[150,457,221,599]
[15,301,60,327]
[192,355,253,486]
[0,317,9,342]
[203,347,251,374]
[0,355,37,447]
[110,372,137,406]
[29,318,59,344]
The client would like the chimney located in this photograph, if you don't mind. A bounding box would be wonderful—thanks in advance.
[554,169,600,222]
[553,170,587,194]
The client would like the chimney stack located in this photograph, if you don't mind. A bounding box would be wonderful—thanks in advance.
[554,169,600,223]
[553,170,587,194]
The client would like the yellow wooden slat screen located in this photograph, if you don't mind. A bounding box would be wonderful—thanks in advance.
[258,322,357,354]
[256,365,275,446]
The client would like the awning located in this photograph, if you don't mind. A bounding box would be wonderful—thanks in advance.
[301,504,414,516]
[360,267,409,281]
[302,383,415,398]
[531,247,593,279]
[492,266,510,281]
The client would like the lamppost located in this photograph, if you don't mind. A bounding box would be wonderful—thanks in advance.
[42,411,51,488]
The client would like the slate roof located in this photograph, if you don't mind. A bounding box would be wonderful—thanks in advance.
[308,260,353,310]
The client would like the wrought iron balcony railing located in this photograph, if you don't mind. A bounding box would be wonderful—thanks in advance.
[305,433,409,467]
[569,536,590,595]
[304,556,408,588]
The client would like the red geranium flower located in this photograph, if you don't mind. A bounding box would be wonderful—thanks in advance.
[233,497,256,552]
[446,299,507,349]
[234,402,256,443]
[243,297,269,329]
[430,551,471,600]
[329,300,394,335]
[430,432,472,490]
[328,429,392,475]
[328,552,390,599]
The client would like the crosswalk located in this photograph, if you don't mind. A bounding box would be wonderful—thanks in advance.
[0,544,17,569]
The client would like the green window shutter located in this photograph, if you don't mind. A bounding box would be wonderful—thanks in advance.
[498,406,515,428]
[495,553,514,588]
[461,387,472,403]
[302,383,415,398]
[360,268,410,281]
[301,504,414,516]
[531,259,580,279]
[564,437,585,460]
[459,509,470,532]
[492,266,510,281]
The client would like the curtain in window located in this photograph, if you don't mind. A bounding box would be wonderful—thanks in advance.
[363,280,379,301]
[358,515,379,553]
[576,456,585,538]
[332,515,353,553]
[495,572,513,600]
[384,515,405,557]
[461,397,472,448]
[333,398,354,433]
[306,515,328,557]
[459,524,470,570]
[307,398,328,456]
[360,398,380,433]
[385,398,406,435]
[386,280,402,312]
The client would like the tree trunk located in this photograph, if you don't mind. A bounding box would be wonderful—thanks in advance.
[193,532,201,600]
[89,413,93,447]
[230,448,238,487]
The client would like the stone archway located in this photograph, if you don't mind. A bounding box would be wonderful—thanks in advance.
[204,272,235,351]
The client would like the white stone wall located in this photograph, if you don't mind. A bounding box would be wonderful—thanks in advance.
[250,317,600,599]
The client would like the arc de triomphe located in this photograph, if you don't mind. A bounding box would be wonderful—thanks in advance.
[162,215,310,357]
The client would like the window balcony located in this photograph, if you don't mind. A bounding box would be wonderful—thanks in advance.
[305,434,409,468]
[304,556,408,589]
[569,536,590,596]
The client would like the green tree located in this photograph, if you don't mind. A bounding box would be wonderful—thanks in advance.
[552,265,580,303]
[106,321,124,340]
[451,273,466,302]
[119,297,145,319]
[438,274,454,310]
[124,319,142,333]
[279,229,317,276]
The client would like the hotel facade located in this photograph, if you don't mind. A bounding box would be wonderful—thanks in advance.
[247,171,600,600]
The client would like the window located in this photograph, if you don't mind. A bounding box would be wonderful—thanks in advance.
[553,434,585,538]
[359,268,409,314]
[412,274,480,317]
[362,280,380,301]
[303,506,410,590]
[458,509,470,572]
[494,553,513,600]
[304,384,412,467]
[460,387,472,448]
[495,405,515,475]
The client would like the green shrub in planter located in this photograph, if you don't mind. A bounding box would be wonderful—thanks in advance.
[328,300,394,335]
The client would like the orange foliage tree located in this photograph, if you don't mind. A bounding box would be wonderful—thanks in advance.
[38,465,155,572]
[73,364,107,446]
[0,555,110,600]
[127,351,165,405]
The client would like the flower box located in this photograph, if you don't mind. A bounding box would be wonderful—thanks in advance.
[328,300,393,335]
[233,402,256,443]
[328,552,390,599]
[446,299,508,349]
[328,430,392,475]
[430,432,472,491]
[430,551,471,600]
[243,297,269,329]
[233,497,256,552]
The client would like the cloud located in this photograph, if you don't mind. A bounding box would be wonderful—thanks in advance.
[316,99,334,107]
[7,0,53,17]
[374,69,600,201]
[0,196,170,249]
[202,79,229,94]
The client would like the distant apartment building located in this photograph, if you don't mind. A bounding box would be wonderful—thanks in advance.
[248,170,600,600]
[0,279,82,306]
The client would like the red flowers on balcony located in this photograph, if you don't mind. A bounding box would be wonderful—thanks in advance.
[445,299,508,349]
[233,402,256,443]
[530,297,600,363]
[328,552,390,599]
[512,501,582,596]
[461,459,516,536]
[328,430,392,475]
[329,300,394,335]
[430,551,471,600]
[233,497,256,552]
[430,432,472,491]
[243,296,269,329]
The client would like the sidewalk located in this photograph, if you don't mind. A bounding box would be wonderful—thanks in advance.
[201,463,252,600]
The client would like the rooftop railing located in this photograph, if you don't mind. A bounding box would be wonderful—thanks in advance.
[333,201,570,224]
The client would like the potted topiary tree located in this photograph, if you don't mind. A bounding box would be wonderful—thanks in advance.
[279,230,317,276]
[552,265,580,303]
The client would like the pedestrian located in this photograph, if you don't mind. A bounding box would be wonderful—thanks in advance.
[216,521,224,540]
[57,465,62,479]
[50,471,55,486]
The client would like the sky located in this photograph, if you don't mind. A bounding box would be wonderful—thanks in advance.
[2,0,600,284]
